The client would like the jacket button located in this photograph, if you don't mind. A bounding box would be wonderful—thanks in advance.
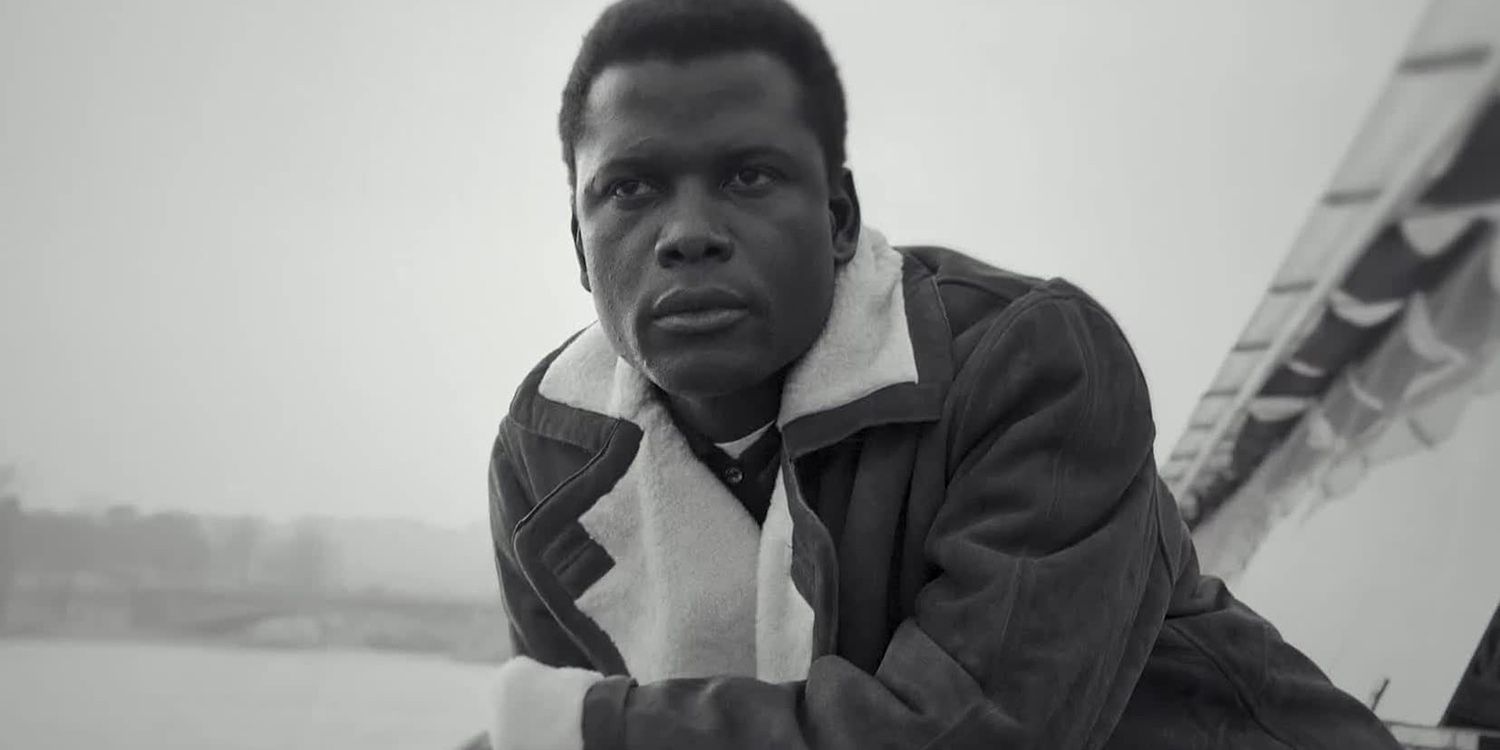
[724,466,744,485]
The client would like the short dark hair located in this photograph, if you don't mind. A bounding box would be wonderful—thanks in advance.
[558,0,847,186]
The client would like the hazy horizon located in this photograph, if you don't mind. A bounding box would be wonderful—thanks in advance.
[0,0,1429,526]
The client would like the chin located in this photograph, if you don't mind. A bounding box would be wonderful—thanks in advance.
[643,351,773,399]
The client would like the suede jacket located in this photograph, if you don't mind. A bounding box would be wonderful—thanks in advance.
[484,230,1401,750]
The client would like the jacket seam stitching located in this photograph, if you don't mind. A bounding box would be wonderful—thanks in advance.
[916,699,992,750]
[925,273,955,348]
[550,534,599,578]
[1045,296,1120,738]
[932,275,1026,306]
[949,289,1087,436]
[1169,622,1301,750]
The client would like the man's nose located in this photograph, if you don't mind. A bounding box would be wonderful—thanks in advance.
[654,189,733,268]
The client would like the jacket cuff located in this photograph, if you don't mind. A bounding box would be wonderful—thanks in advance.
[580,674,633,750]
[489,656,606,750]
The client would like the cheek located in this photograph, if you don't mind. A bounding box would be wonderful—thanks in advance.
[588,273,643,366]
[767,251,837,347]
[579,223,647,342]
[584,259,632,328]
[580,222,635,292]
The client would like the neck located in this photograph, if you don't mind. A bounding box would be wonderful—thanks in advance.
[665,375,783,443]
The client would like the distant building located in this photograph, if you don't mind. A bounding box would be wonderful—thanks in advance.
[0,496,19,627]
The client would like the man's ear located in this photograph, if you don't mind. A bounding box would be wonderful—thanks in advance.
[829,167,861,265]
[571,212,591,292]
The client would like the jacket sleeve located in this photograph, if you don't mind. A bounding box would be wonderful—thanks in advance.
[499,293,1178,750]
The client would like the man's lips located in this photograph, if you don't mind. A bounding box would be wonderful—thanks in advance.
[649,287,751,334]
[652,307,750,334]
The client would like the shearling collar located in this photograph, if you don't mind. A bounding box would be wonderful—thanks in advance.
[534,226,953,456]
[504,226,954,689]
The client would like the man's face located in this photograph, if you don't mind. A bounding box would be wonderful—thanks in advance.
[571,51,859,399]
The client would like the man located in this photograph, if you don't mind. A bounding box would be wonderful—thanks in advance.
[483,1,1402,748]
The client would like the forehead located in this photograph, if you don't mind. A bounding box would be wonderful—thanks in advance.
[575,51,822,172]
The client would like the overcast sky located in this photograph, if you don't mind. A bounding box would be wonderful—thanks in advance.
[0,0,1428,526]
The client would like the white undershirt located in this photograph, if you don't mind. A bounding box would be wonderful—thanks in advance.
[713,422,775,458]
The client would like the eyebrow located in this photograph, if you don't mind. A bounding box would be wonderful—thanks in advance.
[609,143,796,170]
[590,155,656,177]
[583,141,804,192]
[719,144,799,167]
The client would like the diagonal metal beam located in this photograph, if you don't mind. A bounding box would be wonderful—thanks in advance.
[1399,44,1492,76]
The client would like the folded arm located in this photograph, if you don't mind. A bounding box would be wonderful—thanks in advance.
[491,293,1176,750]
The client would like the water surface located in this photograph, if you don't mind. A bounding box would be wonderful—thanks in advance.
[0,639,494,750]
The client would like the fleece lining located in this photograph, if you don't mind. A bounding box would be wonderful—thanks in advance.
[533,227,921,684]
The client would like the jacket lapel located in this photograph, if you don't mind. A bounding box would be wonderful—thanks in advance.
[512,227,954,682]
[780,248,954,457]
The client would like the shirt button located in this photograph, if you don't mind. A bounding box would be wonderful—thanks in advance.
[724,466,744,485]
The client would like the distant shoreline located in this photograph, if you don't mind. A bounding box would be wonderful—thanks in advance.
[0,630,504,666]
[1,581,512,664]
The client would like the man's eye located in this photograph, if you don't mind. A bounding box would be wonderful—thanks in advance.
[726,167,776,190]
[608,179,657,200]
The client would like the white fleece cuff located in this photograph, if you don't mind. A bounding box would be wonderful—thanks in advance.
[490,655,606,750]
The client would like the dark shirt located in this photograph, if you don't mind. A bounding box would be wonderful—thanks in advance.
[656,391,782,525]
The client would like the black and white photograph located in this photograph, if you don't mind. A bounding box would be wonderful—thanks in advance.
[2,1,1498,748]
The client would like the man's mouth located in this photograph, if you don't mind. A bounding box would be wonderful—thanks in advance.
[652,306,749,334]
[650,286,751,334]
